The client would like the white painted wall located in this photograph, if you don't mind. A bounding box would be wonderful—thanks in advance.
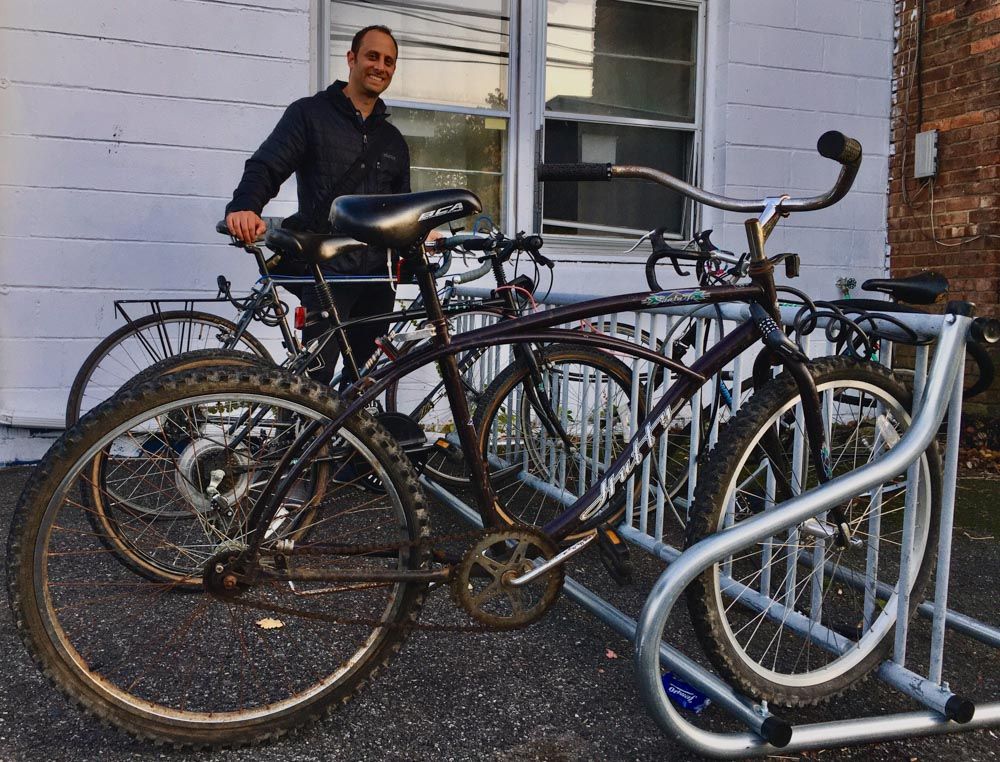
[0,0,311,461]
[549,0,894,301]
[0,0,894,462]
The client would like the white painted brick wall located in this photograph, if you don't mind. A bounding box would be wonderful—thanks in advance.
[0,0,310,459]
[700,0,893,295]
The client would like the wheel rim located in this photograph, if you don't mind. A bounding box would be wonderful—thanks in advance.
[74,315,265,422]
[709,378,932,690]
[33,391,418,728]
[486,353,638,532]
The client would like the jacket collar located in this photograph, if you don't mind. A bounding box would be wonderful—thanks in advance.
[326,80,388,123]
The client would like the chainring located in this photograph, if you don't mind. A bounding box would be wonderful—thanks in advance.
[451,527,563,630]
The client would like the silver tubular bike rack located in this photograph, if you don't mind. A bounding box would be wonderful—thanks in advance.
[440,288,1000,756]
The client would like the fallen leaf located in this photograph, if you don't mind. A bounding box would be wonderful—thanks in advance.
[605,648,618,659]
[257,618,284,630]
[962,531,994,541]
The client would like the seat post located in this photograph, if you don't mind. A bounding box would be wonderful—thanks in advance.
[409,245,502,524]
[309,263,361,383]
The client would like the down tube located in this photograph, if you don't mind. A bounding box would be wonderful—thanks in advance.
[543,320,759,541]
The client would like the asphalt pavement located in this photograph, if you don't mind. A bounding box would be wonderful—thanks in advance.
[0,464,997,761]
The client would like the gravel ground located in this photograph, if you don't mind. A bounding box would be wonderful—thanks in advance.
[0,464,997,761]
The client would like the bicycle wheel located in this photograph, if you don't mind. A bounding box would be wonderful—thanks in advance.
[7,368,429,748]
[85,348,304,584]
[66,310,271,426]
[684,357,940,706]
[473,344,644,538]
[116,347,276,392]
[384,308,506,486]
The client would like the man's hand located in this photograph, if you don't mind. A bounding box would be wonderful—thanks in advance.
[423,228,445,247]
[226,211,267,245]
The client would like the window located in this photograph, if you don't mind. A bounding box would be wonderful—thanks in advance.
[324,0,703,248]
[543,0,700,240]
[328,1,512,227]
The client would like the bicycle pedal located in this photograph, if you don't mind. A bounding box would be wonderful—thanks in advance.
[596,524,633,586]
[433,437,464,463]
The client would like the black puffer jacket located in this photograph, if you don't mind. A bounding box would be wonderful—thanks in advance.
[226,80,410,274]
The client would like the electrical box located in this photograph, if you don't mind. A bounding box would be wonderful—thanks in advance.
[914,130,938,179]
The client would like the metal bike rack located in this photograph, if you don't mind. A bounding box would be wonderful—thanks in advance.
[433,287,1000,756]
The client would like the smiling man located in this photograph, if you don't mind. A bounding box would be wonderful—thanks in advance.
[224,25,410,383]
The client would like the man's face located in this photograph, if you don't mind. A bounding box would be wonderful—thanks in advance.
[347,31,397,98]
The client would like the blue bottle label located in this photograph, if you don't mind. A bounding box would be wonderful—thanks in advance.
[661,672,712,715]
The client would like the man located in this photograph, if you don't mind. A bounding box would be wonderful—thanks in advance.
[225,25,409,384]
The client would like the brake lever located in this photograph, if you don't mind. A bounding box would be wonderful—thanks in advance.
[623,230,654,254]
[650,228,693,277]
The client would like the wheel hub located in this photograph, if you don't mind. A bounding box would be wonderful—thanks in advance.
[203,541,252,597]
[175,438,251,512]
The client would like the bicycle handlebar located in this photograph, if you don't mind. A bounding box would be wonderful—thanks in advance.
[538,131,862,214]
[428,231,552,284]
[451,260,494,284]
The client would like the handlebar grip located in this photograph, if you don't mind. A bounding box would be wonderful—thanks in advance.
[817,131,862,165]
[965,340,996,399]
[431,249,453,278]
[452,260,494,285]
[438,234,492,252]
[537,163,612,182]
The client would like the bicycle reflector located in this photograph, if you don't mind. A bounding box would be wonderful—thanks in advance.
[294,306,306,330]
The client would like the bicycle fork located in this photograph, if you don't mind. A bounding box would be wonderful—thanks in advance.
[749,302,856,549]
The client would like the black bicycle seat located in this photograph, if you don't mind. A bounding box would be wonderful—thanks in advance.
[330,189,482,249]
[861,271,948,305]
[265,229,366,265]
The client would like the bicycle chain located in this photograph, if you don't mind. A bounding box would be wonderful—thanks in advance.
[230,527,508,633]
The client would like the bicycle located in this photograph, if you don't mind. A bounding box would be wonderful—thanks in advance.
[63,217,501,428]
[73,219,646,583]
[65,221,521,483]
[11,132,971,747]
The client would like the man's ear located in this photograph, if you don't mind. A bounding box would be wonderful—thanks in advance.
[346,50,356,69]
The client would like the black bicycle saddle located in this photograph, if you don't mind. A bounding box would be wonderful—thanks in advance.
[861,271,948,305]
[264,229,367,265]
[330,189,482,249]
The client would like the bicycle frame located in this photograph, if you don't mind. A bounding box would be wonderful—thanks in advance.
[237,276,783,563]
[237,132,865,575]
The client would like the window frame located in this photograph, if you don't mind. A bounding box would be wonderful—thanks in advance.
[321,0,518,232]
[540,0,706,257]
[316,0,706,259]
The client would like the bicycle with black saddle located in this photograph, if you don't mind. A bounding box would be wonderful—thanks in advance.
[12,131,1000,749]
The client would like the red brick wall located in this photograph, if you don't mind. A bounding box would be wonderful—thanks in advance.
[889,0,999,413]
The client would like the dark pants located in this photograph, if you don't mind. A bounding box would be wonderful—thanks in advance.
[300,282,396,386]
